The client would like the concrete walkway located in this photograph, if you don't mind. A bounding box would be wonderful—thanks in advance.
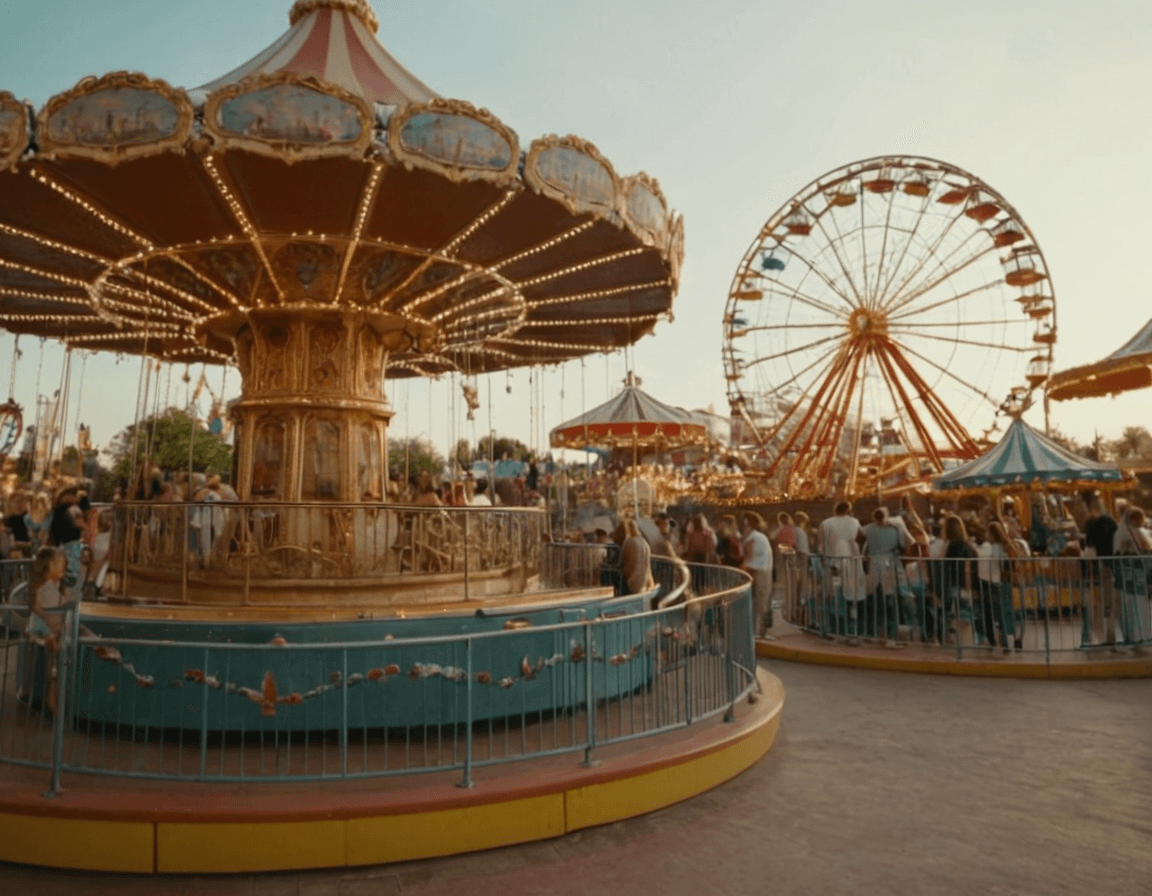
[4,659,1149,894]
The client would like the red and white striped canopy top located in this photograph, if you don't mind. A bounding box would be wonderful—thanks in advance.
[197,0,438,106]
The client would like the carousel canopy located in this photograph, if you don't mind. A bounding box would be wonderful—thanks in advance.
[1047,316,1152,401]
[550,378,710,451]
[0,0,682,377]
[932,417,1124,491]
[196,0,438,108]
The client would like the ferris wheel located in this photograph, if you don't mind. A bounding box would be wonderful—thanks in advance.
[724,155,1055,499]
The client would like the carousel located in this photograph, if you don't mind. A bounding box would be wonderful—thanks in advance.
[550,372,713,517]
[0,0,684,729]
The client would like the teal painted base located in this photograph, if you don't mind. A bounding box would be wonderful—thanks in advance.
[72,592,656,732]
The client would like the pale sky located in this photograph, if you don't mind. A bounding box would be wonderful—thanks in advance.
[1,0,1150,462]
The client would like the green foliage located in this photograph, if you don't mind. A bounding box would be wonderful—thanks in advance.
[1109,426,1152,462]
[452,438,471,471]
[474,434,532,462]
[387,437,444,479]
[108,408,232,479]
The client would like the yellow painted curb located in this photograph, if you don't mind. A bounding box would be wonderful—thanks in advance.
[157,818,345,874]
[566,710,779,831]
[758,639,1152,680]
[346,793,565,867]
[0,812,153,873]
[0,672,782,874]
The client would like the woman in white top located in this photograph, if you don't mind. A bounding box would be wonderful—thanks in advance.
[976,521,1017,650]
[1111,507,1151,645]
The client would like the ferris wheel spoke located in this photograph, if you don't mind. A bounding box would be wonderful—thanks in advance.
[775,246,858,311]
[873,197,933,307]
[888,316,1022,330]
[821,347,866,478]
[753,343,841,407]
[879,202,971,308]
[879,340,980,455]
[813,212,866,307]
[758,345,853,475]
[895,340,1004,408]
[886,243,1000,316]
[886,278,1005,323]
[780,349,856,483]
[871,342,945,470]
[868,187,898,309]
[774,286,850,320]
[885,228,994,313]
[742,332,846,370]
[896,329,1031,355]
[741,321,845,335]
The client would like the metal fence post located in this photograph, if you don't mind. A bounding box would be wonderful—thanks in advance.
[463,510,471,601]
[582,620,599,768]
[198,646,210,780]
[42,603,78,798]
[341,648,349,777]
[458,637,474,789]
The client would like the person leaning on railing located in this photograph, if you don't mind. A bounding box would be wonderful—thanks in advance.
[942,514,978,644]
[976,521,1019,652]
[1083,495,1118,648]
[741,511,773,636]
[1111,507,1151,648]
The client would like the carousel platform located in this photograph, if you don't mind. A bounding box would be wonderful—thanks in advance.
[0,669,782,874]
[757,622,1152,679]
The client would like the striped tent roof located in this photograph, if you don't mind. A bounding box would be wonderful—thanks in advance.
[1048,316,1152,401]
[933,418,1123,490]
[196,0,437,106]
[550,384,710,450]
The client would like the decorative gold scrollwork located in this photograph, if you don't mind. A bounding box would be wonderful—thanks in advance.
[621,172,670,249]
[387,98,519,185]
[204,72,374,163]
[524,134,620,220]
[37,72,193,165]
[0,91,29,172]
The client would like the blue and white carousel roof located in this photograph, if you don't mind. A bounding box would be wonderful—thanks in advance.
[932,417,1124,490]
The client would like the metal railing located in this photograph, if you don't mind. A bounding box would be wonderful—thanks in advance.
[108,500,546,601]
[0,547,756,793]
[778,551,1152,661]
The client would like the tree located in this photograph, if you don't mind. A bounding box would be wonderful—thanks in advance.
[107,408,232,480]
[1109,426,1152,462]
[474,434,532,462]
[452,438,471,471]
[387,437,444,480]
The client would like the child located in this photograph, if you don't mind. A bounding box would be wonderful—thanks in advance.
[26,546,67,714]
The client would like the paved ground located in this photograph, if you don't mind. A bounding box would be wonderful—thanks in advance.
[3,660,1149,895]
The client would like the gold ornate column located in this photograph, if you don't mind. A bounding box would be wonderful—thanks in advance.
[201,308,432,502]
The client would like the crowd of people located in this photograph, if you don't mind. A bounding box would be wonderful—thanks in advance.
[569,491,1151,651]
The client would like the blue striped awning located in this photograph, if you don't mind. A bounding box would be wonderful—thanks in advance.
[932,417,1123,490]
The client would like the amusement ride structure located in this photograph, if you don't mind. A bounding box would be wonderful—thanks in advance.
[0,0,698,731]
[724,156,1056,500]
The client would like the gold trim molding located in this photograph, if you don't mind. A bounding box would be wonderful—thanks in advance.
[203,72,375,164]
[524,134,621,221]
[289,0,379,33]
[387,98,520,186]
[37,72,193,166]
[0,92,28,172]
[621,172,670,249]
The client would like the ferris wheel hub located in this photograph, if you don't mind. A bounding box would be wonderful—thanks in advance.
[849,308,887,338]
